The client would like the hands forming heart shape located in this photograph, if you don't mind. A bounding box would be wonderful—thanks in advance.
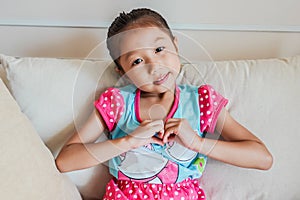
[129,119,199,150]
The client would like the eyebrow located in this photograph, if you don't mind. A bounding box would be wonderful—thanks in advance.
[154,37,166,43]
[122,51,137,63]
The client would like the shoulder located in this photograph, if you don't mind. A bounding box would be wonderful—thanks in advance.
[198,84,229,133]
[198,84,227,104]
[198,84,215,95]
[94,87,124,108]
[94,87,125,131]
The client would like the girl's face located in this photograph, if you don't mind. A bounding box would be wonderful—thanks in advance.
[118,27,181,93]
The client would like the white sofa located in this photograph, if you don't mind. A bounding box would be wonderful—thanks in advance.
[1,54,300,200]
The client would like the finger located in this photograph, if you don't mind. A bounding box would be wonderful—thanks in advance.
[151,136,164,146]
[164,121,178,130]
[140,119,152,125]
[150,120,164,132]
[141,119,163,125]
[164,124,179,135]
[163,126,179,143]
[164,118,181,127]
[165,118,179,124]
[165,118,180,124]
[168,136,175,143]
[167,134,176,142]
[149,119,164,127]
[156,130,164,139]
[166,118,180,122]
[151,124,165,134]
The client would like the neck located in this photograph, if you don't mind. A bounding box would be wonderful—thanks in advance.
[140,87,176,100]
[138,87,177,121]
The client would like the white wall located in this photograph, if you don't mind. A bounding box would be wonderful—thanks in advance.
[0,0,299,60]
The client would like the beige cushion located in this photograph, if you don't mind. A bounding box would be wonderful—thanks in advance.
[0,78,81,200]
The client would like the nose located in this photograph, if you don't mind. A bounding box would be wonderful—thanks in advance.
[147,62,160,75]
[145,55,161,75]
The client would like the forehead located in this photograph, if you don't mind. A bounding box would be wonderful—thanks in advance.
[118,27,171,56]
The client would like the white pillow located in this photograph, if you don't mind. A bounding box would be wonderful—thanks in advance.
[0,78,81,200]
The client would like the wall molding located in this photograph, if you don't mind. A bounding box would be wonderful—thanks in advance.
[0,21,300,33]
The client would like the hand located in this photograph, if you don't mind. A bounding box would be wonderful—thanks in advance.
[164,118,201,151]
[127,120,165,148]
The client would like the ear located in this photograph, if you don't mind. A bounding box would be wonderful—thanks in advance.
[115,66,125,76]
[173,36,179,53]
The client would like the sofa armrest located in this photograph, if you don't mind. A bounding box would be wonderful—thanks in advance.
[0,78,82,200]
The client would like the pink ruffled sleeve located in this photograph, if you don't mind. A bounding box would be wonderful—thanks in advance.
[198,85,228,133]
[94,88,125,131]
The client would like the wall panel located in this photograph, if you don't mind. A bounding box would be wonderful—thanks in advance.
[0,0,299,60]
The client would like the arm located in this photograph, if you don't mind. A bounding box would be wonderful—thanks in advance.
[164,85,272,170]
[195,109,273,170]
[164,109,273,170]
[55,110,129,172]
[55,110,164,172]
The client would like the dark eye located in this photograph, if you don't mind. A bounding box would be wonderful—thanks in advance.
[155,46,165,53]
[132,58,143,66]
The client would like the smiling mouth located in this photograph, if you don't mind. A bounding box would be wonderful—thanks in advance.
[153,72,170,85]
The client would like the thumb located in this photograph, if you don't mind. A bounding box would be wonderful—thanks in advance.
[150,119,164,131]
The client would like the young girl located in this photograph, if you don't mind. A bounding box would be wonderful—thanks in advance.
[56,8,273,200]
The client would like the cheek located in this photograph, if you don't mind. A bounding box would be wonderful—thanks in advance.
[124,67,149,84]
[164,54,181,71]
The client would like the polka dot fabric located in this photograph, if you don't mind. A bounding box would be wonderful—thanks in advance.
[94,88,125,131]
[103,178,206,200]
[198,85,228,133]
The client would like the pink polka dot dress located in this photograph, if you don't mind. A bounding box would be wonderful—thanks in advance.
[104,178,206,200]
[94,84,228,200]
